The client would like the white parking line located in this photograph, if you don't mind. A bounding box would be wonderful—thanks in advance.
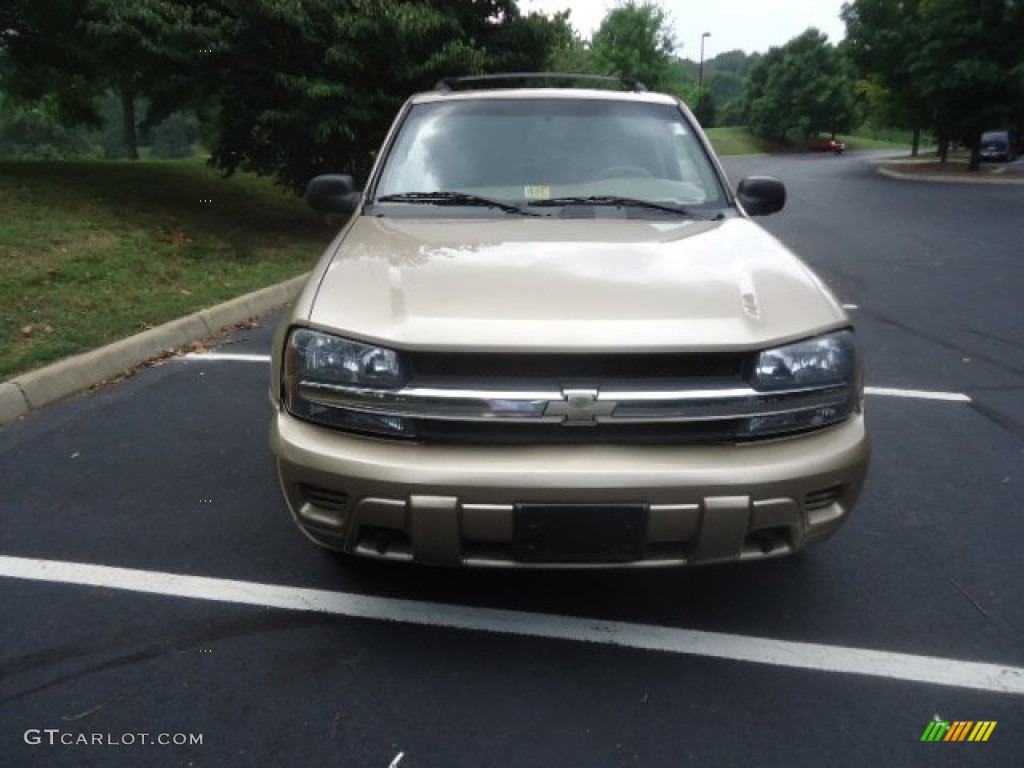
[183,352,271,362]
[1,555,1021,695]
[864,387,971,402]
[182,353,973,403]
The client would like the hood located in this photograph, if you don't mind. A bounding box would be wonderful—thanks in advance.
[305,216,846,352]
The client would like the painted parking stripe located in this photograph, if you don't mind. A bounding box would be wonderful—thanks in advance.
[182,353,972,403]
[183,352,271,362]
[1,555,1021,696]
[864,387,971,402]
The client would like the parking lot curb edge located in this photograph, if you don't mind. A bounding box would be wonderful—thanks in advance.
[0,273,310,427]
[876,165,1024,184]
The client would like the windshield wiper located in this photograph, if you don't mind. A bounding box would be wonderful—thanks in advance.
[375,191,540,216]
[529,195,713,218]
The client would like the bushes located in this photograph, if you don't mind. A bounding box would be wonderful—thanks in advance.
[0,102,199,160]
[0,108,103,160]
[147,113,199,159]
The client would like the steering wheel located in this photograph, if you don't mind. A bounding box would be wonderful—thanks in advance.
[595,165,655,180]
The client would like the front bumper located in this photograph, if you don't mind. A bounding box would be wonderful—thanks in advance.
[270,411,870,568]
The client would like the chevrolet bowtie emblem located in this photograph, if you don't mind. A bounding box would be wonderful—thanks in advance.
[544,388,617,424]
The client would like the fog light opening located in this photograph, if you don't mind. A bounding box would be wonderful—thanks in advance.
[356,526,412,560]
[745,527,791,555]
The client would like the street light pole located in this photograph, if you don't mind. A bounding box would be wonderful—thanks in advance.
[697,32,711,115]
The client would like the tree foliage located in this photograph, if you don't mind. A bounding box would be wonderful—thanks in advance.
[699,51,763,126]
[841,0,932,155]
[589,1,678,92]
[1,0,563,187]
[204,0,561,189]
[147,112,198,158]
[2,1,109,128]
[663,49,762,126]
[842,0,1024,168]
[2,0,214,157]
[545,11,602,74]
[0,107,103,160]
[745,29,858,143]
[543,4,709,110]
[693,88,717,128]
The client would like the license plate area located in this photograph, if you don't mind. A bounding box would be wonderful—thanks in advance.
[513,504,647,563]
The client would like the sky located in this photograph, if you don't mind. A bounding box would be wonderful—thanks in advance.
[522,0,849,57]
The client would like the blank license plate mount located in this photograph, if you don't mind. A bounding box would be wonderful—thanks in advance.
[513,504,647,563]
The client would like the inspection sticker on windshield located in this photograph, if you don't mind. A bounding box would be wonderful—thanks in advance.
[524,185,551,200]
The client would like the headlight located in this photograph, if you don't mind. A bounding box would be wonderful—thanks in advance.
[751,330,856,391]
[283,328,413,436]
[740,330,860,438]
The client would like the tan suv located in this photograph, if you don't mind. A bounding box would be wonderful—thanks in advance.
[269,74,870,567]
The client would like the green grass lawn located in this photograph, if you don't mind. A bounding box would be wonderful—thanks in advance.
[704,127,784,156]
[0,159,336,379]
[707,126,917,155]
[836,133,919,151]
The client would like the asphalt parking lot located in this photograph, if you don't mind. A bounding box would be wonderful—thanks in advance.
[2,151,1022,767]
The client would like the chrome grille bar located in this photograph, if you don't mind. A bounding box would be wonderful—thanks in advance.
[300,380,851,424]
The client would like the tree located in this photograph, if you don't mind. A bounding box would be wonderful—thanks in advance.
[745,29,858,144]
[148,112,198,158]
[910,0,1024,169]
[1,0,215,158]
[666,49,762,126]
[841,0,930,155]
[2,1,564,186]
[707,50,764,81]
[203,0,563,190]
[0,107,103,160]
[589,1,678,91]
[544,11,601,74]
[694,88,717,128]
[703,51,763,126]
[842,0,1024,169]
[707,70,744,105]
[853,77,926,154]
[1,1,110,130]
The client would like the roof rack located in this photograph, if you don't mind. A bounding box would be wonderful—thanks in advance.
[434,72,648,93]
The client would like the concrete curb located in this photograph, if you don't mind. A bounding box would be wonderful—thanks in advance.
[0,273,309,427]
[876,165,1024,185]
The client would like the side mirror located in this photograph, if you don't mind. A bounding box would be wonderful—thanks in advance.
[305,174,361,214]
[736,176,786,217]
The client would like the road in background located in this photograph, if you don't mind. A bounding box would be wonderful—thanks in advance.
[2,151,1022,767]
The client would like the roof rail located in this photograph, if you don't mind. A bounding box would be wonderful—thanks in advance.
[434,73,648,93]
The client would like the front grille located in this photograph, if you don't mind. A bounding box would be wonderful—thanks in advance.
[293,349,852,446]
[407,351,747,381]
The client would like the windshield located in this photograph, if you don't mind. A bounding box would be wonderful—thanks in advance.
[372,97,726,213]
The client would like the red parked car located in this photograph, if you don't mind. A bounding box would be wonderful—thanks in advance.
[812,136,846,154]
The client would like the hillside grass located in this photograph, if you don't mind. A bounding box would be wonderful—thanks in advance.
[836,133,921,151]
[704,126,784,156]
[0,159,335,379]
[707,125,917,155]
